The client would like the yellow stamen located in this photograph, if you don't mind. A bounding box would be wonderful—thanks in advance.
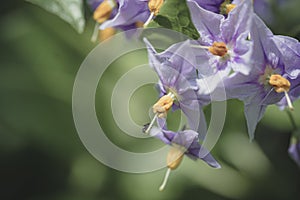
[93,0,116,24]
[208,41,228,57]
[135,21,144,28]
[269,74,290,93]
[152,93,175,118]
[99,27,116,41]
[225,4,236,14]
[148,0,164,16]
[269,74,294,111]
[167,146,184,170]
[159,146,184,191]
[220,0,236,15]
[144,0,164,28]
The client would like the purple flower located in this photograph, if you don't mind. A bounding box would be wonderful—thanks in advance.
[87,0,164,39]
[220,15,300,140]
[192,0,274,23]
[149,126,220,190]
[99,0,164,31]
[144,38,208,135]
[150,126,221,168]
[289,135,300,167]
[187,0,253,77]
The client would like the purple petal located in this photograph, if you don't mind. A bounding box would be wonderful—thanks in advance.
[244,103,267,141]
[180,102,207,140]
[187,0,223,45]
[171,130,198,150]
[149,126,173,145]
[100,0,150,30]
[221,0,253,44]
[192,0,224,13]
[272,35,300,79]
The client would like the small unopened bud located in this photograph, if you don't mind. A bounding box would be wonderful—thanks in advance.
[269,74,290,93]
[93,0,116,24]
[153,94,174,118]
[148,0,164,16]
[167,146,184,170]
[208,41,228,57]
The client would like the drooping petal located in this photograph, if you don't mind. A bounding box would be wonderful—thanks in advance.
[180,101,207,139]
[150,126,173,145]
[185,131,221,168]
[244,102,267,141]
[201,151,221,168]
[171,130,198,150]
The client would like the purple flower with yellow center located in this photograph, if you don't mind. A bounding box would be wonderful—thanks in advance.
[221,15,300,140]
[143,38,208,136]
[192,0,274,23]
[100,0,164,30]
[149,126,220,191]
[88,0,164,41]
[187,0,254,77]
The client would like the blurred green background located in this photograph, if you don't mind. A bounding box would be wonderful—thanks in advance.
[1,0,300,200]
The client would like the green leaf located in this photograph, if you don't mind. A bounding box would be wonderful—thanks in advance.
[26,0,85,33]
[150,0,199,40]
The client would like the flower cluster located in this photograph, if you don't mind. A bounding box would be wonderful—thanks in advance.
[88,0,164,41]
[140,0,300,190]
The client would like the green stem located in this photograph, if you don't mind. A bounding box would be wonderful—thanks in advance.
[286,110,298,131]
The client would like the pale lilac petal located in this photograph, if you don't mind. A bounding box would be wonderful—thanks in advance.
[100,0,149,29]
[244,103,267,141]
[187,0,223,45]
[192,0,224,13]
[221,0,253,44]
[272,35,300,79]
